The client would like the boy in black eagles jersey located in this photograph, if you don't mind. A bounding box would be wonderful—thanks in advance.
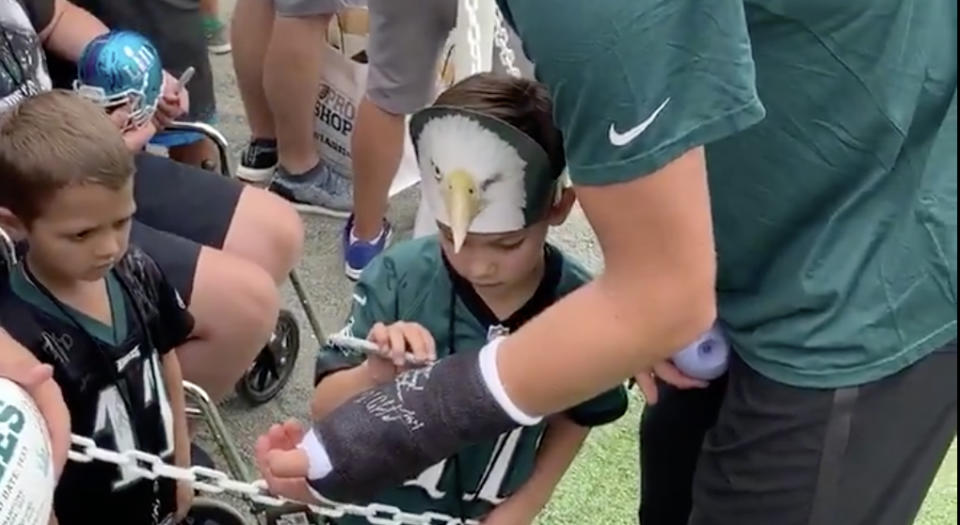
[0,90,194,524]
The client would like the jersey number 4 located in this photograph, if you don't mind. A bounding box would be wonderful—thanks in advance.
[93,352,175,489]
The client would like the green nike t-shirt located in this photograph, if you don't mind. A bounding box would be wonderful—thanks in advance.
[498,0,957,388]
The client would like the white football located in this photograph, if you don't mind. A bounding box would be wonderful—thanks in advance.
[0,378,55,525]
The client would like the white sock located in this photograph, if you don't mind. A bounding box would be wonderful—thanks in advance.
[478,337,543,426]
[350,225,385,245]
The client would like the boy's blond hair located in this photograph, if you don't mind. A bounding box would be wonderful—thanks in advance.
[0,89,134,223]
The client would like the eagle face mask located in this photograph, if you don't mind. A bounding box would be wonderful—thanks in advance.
[410,106,559,253]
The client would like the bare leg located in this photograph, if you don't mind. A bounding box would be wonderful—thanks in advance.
[200,0,218,16]
[220,185,304,285]
[350,96,405,240]
[231,0,276,140]
[169,139,220,172]
[262,14,330,174]
[175,248,279,401]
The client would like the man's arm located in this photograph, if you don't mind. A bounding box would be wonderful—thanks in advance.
[0,328,71,480]
[260,0,764,502]
[499,149,717,416]
[38,0,108,62]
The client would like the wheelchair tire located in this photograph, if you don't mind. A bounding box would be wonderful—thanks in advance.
[235,309,300,406]
[179,497,249,525]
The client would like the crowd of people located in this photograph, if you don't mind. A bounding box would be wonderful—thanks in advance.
[0,0,955,524]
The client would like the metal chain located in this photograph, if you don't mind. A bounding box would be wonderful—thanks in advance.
[462,0,520,77]
[463,0,484,75]
[491,6,522,77]
[67,435,478,525]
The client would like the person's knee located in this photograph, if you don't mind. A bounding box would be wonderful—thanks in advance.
[191,252,280,343]
[224,186,304,282]
[178,251,281,399]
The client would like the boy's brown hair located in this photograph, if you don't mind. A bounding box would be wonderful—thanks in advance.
[0,89,134,224]
[434,73,566,179]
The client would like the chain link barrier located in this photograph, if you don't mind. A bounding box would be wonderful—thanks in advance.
[491,6,522,77]
[67,435,479,525]
[462,0,522,77]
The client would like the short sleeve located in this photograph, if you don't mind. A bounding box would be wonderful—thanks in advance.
[502,0,766,185]
[21,0,56,33]
[314,255,401,385]
[565,383,628,427]
[150,269,195,356]
[122,247,195,355]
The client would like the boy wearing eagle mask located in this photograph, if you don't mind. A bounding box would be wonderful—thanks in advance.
[300,72,628,524]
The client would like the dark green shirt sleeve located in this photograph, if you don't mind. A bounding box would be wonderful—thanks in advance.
[500,0,766,185]
[313,256,400,385]
[565,383,629,427]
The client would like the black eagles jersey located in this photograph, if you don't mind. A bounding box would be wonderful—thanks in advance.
[0,245,194,525]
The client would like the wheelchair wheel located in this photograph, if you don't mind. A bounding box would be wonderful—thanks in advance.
[179,497,249,525]
[235,309,300,406]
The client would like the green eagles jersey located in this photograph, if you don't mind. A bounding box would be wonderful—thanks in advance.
[314,237,628,522]
[497,0,957,388]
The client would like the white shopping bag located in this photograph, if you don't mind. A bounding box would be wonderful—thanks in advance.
[315,9,421,198]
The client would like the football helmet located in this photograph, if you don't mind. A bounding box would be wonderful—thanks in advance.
[74,30,165,129]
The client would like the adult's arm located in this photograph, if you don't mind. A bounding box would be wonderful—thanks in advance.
[491,0,765,414]
[261,0,766,502]
[38,0,108,63]
[0,328,71,480]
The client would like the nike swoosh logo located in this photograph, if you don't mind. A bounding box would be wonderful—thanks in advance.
[608,98,671,147]
[352,293,367,306]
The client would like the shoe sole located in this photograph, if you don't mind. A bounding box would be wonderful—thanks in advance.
[344,228,394,281]
[236,163,277,183]
[292,202,353,220]
[208,43,232,54]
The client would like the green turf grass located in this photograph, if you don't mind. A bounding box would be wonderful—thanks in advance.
[537,391,957,525]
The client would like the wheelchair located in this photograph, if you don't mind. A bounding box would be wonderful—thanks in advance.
[158,122,327,407]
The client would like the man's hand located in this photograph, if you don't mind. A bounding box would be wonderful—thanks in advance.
[255,420,318,504]
[633,360,708,405]
[365,322,436,383]
[154,71,189,130]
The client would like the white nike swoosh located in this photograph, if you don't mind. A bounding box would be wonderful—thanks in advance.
[352,293,367,306]
[608,98,671,147]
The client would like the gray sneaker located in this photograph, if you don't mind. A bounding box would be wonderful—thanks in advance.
[268,162,353,218]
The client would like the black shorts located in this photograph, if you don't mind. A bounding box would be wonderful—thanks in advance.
[639,342,958,525]
[131,153,243,303]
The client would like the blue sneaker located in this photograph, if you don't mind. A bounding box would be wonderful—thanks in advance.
[268,161,353,218]
[342,215,393,280]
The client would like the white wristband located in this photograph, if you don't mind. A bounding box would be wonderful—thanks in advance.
[297,428,334,480]
[478,336,542,426]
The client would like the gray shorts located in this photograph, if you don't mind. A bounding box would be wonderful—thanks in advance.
[366,0,458,114]
[275,0,362,17]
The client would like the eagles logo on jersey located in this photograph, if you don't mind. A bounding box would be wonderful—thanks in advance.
[0,245,194,525]
[73,30,165,130]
